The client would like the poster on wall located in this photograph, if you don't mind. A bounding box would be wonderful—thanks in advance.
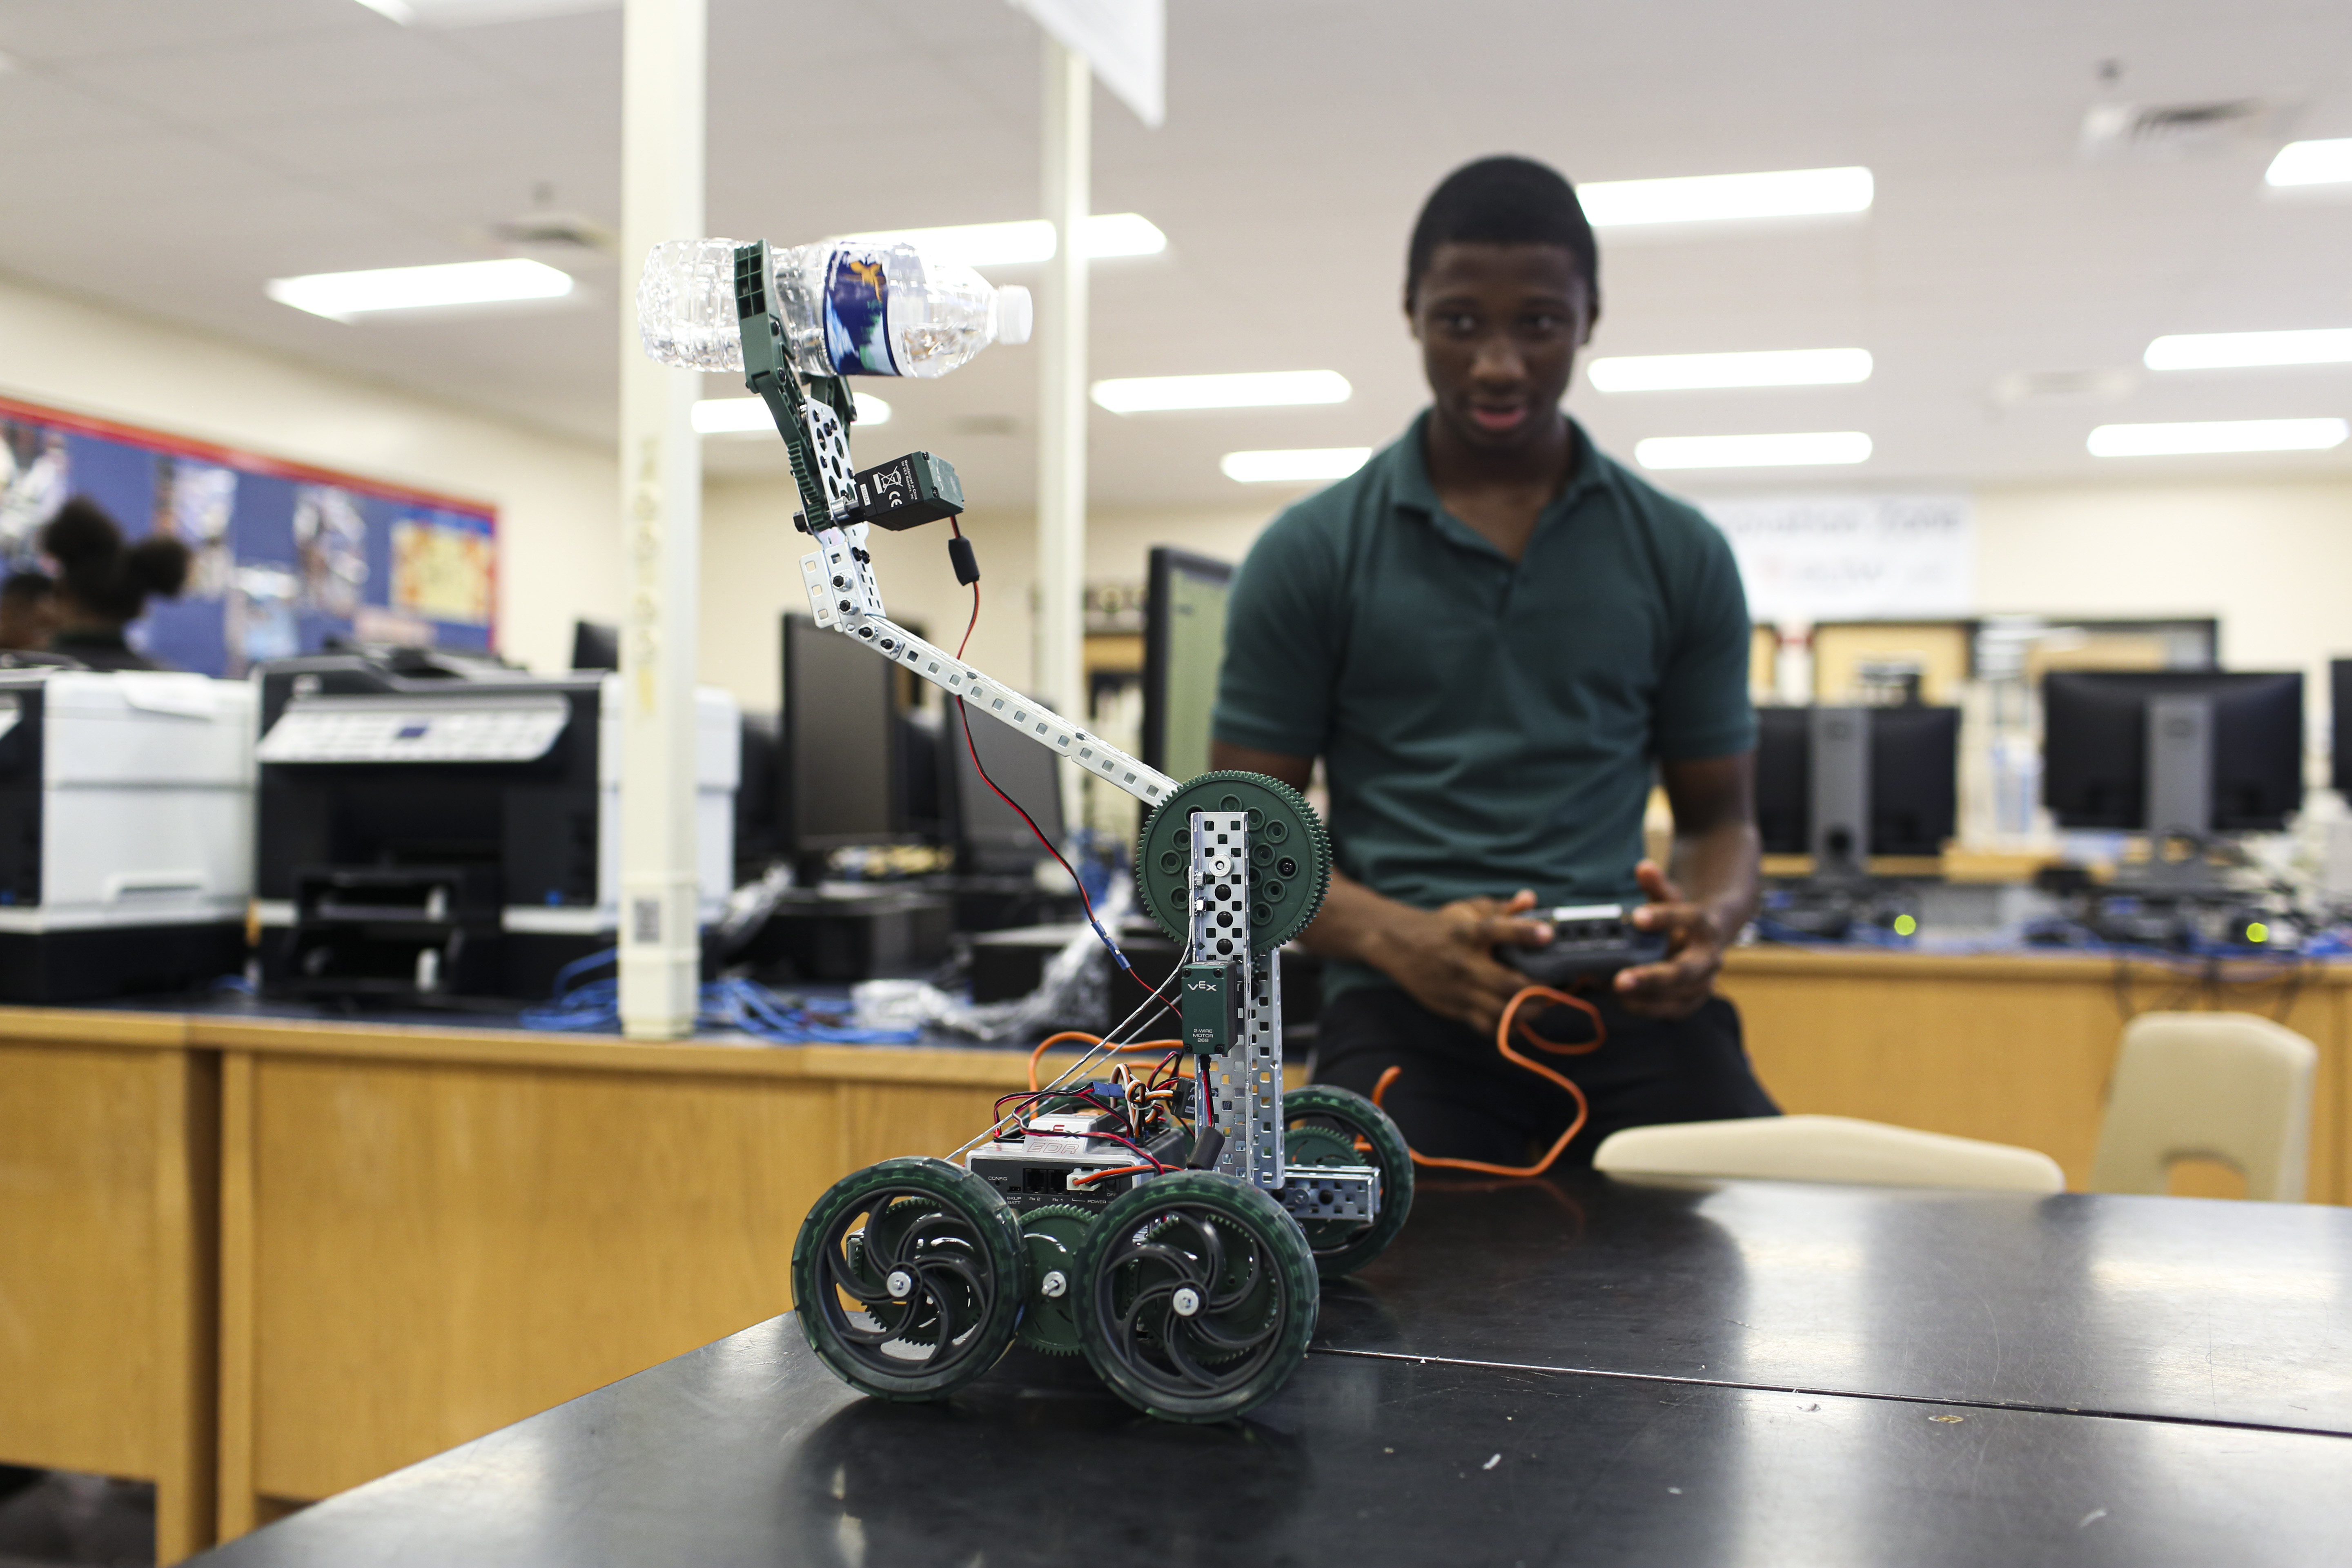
[0,395,496,676]
[1699,493,1973,624]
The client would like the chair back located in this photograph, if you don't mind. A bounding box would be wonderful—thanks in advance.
[1594,1114,2065,1193]
[2089,1011,2316,1202]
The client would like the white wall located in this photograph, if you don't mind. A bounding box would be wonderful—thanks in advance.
[0,270,617,673]
[1976,477,2352,726]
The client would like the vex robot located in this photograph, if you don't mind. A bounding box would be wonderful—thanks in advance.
[690,241,1415,1421]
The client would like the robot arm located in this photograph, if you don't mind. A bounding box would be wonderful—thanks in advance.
[730,240,1180,814]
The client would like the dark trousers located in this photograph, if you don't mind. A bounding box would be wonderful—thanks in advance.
[1311,984,1779,1169]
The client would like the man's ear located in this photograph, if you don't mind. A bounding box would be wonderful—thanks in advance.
[1403,290,1423,341]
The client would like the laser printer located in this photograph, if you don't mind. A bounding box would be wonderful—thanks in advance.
[252,651,737,1000]
[0,667,255,1000]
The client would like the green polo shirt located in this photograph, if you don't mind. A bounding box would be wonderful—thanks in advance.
[1212,411,1754,1000]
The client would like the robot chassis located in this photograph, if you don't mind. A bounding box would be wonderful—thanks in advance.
[719,241,1415,1421]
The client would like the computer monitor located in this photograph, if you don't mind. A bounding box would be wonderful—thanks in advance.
[2042,670,2303,834]
[2332,659,2350,797]
[941,694,1065,875]
[781,613,899,856]
[1754,708,1810,856]
[571,619,620,672]
[734,711,784,878]
[1141,547,1234,781]
[1752,705,1961,862]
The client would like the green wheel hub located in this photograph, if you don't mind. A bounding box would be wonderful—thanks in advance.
[1134,771,1332,951]
[1015,1204,1093,1356]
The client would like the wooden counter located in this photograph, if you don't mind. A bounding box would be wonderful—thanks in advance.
[0,1010,217,1563]
[1717,946,2350,1203]
[197,1018,1063,1535]
[5,948,2348,1557]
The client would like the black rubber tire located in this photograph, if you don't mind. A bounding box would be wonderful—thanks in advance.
[1282,1084,1416,1279]
[1073,1170,1319,1423]
[791,1156,1025,1401]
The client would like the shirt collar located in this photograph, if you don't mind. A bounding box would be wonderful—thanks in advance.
[1390,408,1609,547]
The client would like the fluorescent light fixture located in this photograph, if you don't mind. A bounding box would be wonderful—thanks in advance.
[1588,347,1872,392]
[266,257,572,321]
[1578,167,1873,228]
[694,394,889,434]
[2265,138,2352,187]
[1094,370,1349,415]
[838,213,1166,269]
[2144,328,2352,370]
[351,0,620,23]
[2087,418,2348,457]
[1634,431,1871,470]
[1221,448,1372,483]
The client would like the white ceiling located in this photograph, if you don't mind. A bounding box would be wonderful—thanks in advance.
[2,0,2351,508]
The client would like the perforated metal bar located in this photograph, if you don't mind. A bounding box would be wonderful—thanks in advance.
[794,595,1179,810]
[1187,810,1283,1190]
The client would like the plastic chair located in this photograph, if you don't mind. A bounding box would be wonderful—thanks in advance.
[2088,1011,2316,1202]
[1594,1114,2065,1194]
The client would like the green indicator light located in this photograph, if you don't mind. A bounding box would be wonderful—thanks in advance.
[2247,922,2269,944]
[1893,914,1918,937]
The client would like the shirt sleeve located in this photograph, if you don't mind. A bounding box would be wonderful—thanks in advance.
[1652,521,1757,760]
[1211,508,1342,760]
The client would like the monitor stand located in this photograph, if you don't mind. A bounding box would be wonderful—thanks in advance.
[2111,693,2235,898]
[1807,706,1872,888]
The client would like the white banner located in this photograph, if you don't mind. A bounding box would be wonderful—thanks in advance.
[1007,0,1165,127]
[1699,493,1975,624]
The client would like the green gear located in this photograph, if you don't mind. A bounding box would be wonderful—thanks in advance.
[1016,1204,1094,1356]
[1134,771,1332,950]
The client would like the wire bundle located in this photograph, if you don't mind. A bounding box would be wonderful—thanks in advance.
[518,949,922,1045]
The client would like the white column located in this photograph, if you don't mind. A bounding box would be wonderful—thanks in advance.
[617,0,705,1039]
[1036,36,1090,724]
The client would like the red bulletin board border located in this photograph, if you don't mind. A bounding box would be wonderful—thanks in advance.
[0,391,499,519]
[0,388,501,648]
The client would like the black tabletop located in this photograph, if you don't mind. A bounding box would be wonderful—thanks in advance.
[190,1317,2352,1568]
[1316,1173,2352,1437]
[189,1174,2352,1566]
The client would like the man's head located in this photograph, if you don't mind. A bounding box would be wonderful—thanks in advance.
[1405,156,1600,455]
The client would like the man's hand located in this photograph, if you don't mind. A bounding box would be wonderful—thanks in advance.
[1613,859,1729,1019]
[1363,889,1555,1035]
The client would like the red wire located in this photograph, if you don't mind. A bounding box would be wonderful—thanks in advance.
[951,563,1179,1023]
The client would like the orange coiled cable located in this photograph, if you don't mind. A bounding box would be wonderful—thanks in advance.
[1372,984,1605,1179]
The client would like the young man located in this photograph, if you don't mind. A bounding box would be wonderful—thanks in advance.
[1209,156,1777,1167]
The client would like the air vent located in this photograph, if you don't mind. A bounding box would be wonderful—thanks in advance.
[490,211,615,254]
[1989,368,2138,407]
[2079,98,2290,158]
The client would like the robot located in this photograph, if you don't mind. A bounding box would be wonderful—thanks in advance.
[704,241,1415,1422]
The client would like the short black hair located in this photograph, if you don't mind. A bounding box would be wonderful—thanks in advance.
[1406,155,1598,307]
[0,570,52,606]
[40,497,191,624]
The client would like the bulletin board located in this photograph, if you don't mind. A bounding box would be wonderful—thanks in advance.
[0,394,497,676]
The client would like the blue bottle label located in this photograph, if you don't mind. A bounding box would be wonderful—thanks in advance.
[822,246,900,376]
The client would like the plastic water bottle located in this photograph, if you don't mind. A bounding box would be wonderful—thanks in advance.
[639,237,1032,379]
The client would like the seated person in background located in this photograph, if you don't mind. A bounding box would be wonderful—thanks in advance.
[0,569,58,650]
[38,497,193,672]
[1211,156,1777,1169]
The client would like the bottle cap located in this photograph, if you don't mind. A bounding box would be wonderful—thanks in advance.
[995,285,1033,346]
